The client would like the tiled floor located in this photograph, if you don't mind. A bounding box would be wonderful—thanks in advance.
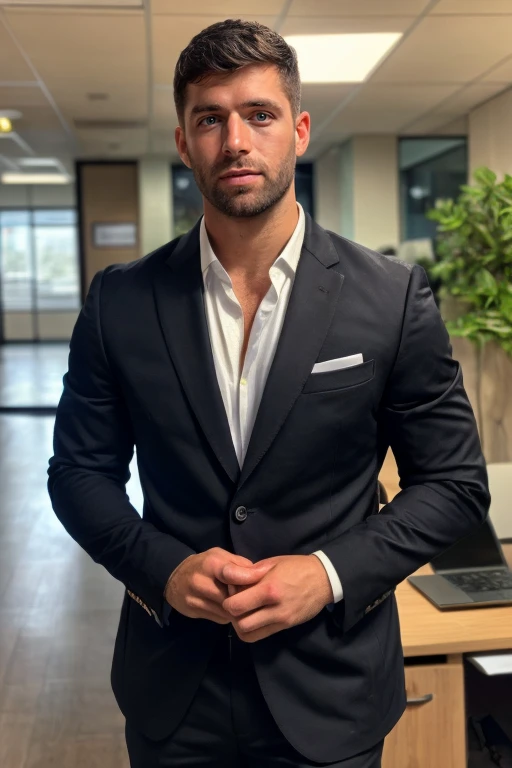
[0,345,69,410]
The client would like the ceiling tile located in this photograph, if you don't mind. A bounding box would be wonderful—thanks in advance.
[46,80,146,122]
[6,11,146,86]
[153,88,178,131]
[14,104,64,130]
[15,127,74,153]
[402,113,468,135]
[301,83,356,125]
[439,83,508,113]
[372,15,512,83]
[482,58,512,83]
[399,83,507,133]
[316,83,459,138]
[0,85,47,107]
[75,126,148,156]
[150,131,176,155]
[0,132,32,157]
[1,0,142,6]
[281,15,412,35]
[434,0,512,13]
[0,21,35,80]
[152,15,276,83]
[153,0,280,13]
[288,0,429,16]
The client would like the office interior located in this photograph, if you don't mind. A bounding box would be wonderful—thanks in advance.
[0,0,512,765]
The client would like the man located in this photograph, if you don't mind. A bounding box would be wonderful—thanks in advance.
[48,18,490,768]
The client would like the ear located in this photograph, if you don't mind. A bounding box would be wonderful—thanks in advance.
[295,111,311,159]
[175,125,192,169]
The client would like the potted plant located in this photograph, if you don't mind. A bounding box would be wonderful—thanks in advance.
[426,167,512,460]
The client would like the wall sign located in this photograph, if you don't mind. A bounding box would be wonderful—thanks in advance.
[92,222,137,248]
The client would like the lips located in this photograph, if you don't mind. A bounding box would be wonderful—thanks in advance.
[218,169,262,187]
[219,169,260,179]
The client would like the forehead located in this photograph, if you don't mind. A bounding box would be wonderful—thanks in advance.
[183,63,289,115]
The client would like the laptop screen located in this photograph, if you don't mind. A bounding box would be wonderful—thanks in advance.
[431,519,506,572]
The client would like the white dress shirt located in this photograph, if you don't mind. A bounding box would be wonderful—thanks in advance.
[199,204,343,604]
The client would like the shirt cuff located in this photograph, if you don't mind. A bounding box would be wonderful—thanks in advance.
[312,550,344,607]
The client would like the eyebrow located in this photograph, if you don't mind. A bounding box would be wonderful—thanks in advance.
[190,99,283,116]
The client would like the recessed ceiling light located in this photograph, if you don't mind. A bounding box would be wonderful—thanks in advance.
[284,33,403,83]
[1,172,71,184]
[0,118,12,133]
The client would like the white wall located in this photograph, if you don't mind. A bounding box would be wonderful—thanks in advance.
[314,136,400,251]
[138,158,173,255]
[469,86,512,177]
[352,136,399,252]
[340,140,354,241]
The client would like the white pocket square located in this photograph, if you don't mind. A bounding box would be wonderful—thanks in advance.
[311,353,364,374]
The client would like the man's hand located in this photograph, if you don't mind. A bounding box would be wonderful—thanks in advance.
[164,547,275,624]
[219,554,334,642]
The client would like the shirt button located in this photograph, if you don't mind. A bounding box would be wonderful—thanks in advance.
[234,506,248,522]
[240,378,247,386]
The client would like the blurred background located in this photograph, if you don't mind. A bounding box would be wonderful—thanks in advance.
[0,1,512,767]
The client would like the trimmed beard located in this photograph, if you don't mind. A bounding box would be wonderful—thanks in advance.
[189,145,296,219]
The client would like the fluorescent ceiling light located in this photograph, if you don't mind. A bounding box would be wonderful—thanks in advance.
[1,173,71,184]
[18,158,58,167]
[284,33,402,83]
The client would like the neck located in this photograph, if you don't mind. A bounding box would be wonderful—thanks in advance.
[203,187,299,280]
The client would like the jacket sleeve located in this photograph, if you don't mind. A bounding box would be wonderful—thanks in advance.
[321,264,491,634]
[47,269,196,627]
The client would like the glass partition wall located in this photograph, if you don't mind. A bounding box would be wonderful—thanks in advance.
[0,208,80,341]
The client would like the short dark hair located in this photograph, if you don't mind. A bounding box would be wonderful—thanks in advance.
[173,19,301,122]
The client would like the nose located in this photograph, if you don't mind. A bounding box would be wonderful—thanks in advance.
[222,113,252,157]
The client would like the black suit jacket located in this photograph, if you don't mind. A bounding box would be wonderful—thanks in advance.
[48,214,490,763]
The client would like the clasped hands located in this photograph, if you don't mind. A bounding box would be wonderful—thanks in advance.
[165,547,334,643]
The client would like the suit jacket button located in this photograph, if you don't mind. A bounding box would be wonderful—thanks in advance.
[234,506,248,522]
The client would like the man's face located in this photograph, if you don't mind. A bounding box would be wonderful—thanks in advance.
[175,64,310,218]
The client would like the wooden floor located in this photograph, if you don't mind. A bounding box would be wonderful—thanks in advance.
[0,415,131,767]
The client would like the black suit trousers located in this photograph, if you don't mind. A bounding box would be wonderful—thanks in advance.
[124,625,385,768]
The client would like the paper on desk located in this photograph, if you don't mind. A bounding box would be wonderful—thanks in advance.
[467,653,512,676]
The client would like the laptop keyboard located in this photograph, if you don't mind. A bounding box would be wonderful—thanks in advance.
[444,570,512,593]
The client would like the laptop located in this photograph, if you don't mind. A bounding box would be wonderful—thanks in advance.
[408,519,512,610]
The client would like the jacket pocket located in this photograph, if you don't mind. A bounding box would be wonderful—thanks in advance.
[302,359,375,394]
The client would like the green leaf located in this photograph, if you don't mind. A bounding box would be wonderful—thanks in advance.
[425,166,512,357]
[474,167,497,187]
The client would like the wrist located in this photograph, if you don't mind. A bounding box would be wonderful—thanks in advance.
[310,554,334,606]
[164,555,191,601]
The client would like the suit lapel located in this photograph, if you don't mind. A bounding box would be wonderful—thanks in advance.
[152,221,241,485]
[151,214,344,491]
[237,215,344,490]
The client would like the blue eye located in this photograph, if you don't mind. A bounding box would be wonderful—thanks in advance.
[202,116,218,126]
[255,112,269,121]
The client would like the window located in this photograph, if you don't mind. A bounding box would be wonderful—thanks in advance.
[0,208,80,312]
[172,163,315,237]
[399,138,468,242]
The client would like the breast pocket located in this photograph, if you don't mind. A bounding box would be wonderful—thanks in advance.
[302,359,375,394]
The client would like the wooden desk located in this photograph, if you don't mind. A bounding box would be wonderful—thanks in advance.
[382,545,512,767]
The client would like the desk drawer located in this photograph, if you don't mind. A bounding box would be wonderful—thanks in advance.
[383,659,466,768]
